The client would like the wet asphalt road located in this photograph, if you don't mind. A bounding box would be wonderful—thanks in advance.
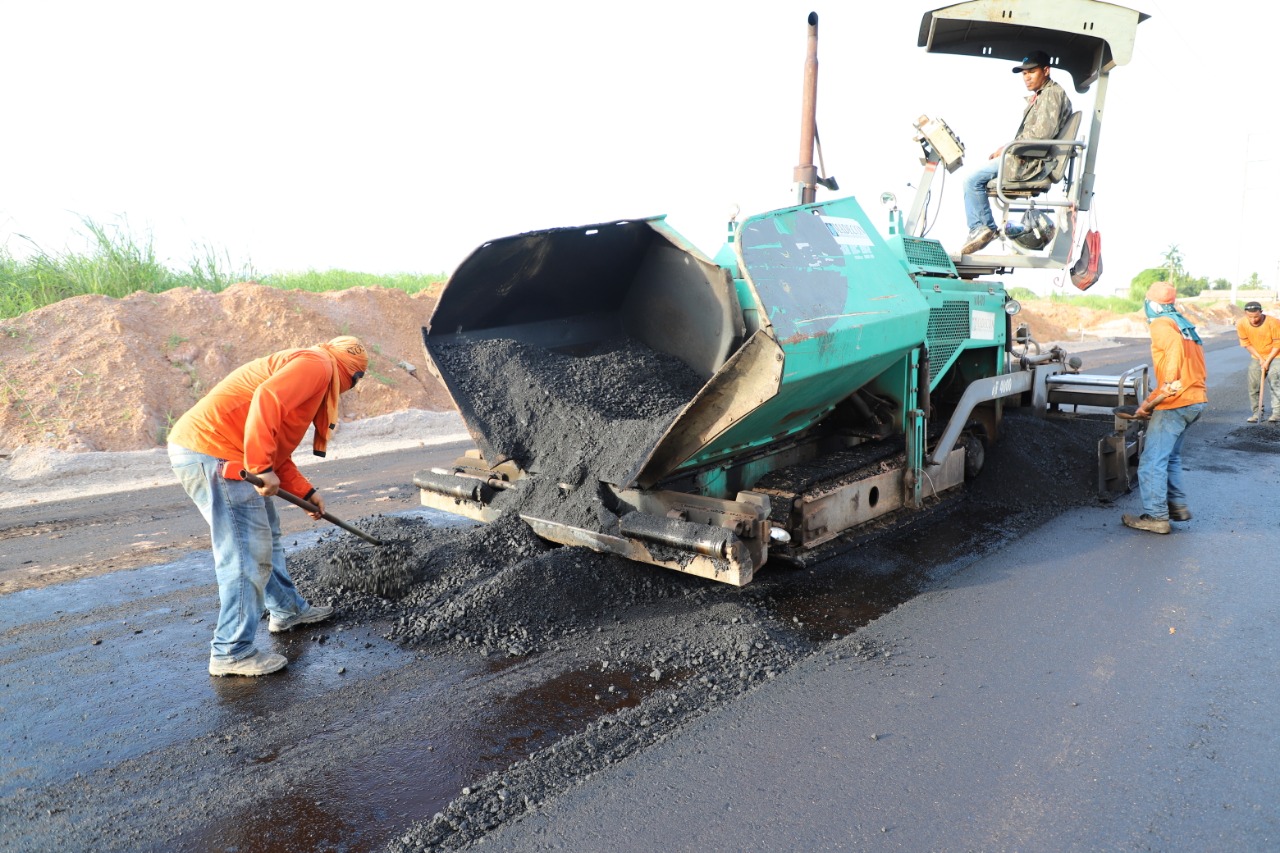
[4,335,1277,851]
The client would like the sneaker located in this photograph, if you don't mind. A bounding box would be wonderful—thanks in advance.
[1168,505,1192,522]
[1268,416,1280,423]
[209,650,288,677]
[958,226,997,256]
[1122,513,1171,534]
[1003,222,1026,238]
[1247,414,1260,423]
[269,603,335,633]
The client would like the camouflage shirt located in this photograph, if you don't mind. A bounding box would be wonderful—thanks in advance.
[1002,76,1072,182]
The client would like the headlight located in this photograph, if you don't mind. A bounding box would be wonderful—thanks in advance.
[1003,299,1021,316]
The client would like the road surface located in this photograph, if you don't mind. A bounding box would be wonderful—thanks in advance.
[4,333,1277,852]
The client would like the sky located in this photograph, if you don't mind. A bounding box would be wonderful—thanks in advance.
[0,1,1271,297]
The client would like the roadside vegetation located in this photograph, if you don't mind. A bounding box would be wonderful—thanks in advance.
[0,217,444,319]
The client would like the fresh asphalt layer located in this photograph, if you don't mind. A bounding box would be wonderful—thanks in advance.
[484,344,1280,852]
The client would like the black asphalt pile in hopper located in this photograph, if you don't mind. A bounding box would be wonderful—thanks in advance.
[431,337,706,530]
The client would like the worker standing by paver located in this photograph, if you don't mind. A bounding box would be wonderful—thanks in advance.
[167,336,369,676]
[1235,300,1280,423]
[1122,282,1208,535]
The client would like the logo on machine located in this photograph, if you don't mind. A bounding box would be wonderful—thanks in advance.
[820,216,875,257]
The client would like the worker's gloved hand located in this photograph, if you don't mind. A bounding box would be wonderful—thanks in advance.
[307,491,325,520]
[253,470,281,497]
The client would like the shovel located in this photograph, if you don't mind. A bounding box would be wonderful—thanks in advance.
[239,469,384,546]
[1258,362,1269,424]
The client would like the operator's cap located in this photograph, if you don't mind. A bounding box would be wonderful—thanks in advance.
[1013,50,1051,72]
[1146,281,1177,304]
[1245,301,1263,312]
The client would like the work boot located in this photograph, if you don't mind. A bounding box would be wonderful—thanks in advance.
[1168,505,1192,522]
[1122,513,1171,534]
[269,603,335,633]
[959,226,997,256]
[1247,414,1260,423]
[209,650,288,677]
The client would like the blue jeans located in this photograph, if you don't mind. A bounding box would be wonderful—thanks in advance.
[168,444,308,662]
[964,159,1001,232]
[1138,403,1205,519]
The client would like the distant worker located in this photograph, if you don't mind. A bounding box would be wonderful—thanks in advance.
[167,336,369,676]
[1236,300,1280,423]
[1122,283,1207,535]
[958,50,1072,257]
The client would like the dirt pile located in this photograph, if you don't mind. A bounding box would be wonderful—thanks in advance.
[0,282,452,454]
[1018,298,1245,344]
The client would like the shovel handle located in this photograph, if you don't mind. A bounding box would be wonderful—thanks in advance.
[239,470,383,546]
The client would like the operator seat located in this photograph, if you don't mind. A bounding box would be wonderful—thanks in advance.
[990,111,1084,199]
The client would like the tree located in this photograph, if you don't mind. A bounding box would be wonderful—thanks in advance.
[1246,272,1262,290]
[1212,278,1232,291]
[1181,276,1208,297]
[1128,267,1167,301]
[1161,244,1185,289]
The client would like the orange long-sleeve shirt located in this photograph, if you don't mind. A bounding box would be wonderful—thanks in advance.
[168,349,335,496]
[1236,315,1280,360]
[1144,316,1208,410]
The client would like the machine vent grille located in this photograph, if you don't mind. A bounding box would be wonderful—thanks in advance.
[926,300,971,383]
[902,237,955,274]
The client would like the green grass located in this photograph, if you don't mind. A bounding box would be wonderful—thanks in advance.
[260,269,441,294]
[1009,287,1141,314]
[1044,292,1142,313]
[0,216,445,319]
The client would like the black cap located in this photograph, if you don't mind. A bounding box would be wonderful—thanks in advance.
[1245,301,1263,312]
[1013,50,1051,72]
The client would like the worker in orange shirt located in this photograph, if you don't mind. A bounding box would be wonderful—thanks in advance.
[1122,283,1208,535]
[167,336,369,676]
[1236,300,1280,423]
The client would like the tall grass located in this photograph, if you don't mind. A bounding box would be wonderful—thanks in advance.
[0,216,445,319]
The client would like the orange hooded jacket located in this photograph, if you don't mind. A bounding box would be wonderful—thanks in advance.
[168,347,354,497]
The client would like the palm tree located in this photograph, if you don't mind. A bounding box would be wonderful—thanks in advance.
[1161,244,1184,292]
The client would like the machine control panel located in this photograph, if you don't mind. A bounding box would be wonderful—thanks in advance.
[913,115,965,172]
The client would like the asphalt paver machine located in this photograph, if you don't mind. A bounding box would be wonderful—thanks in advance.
[417,0,1150,585]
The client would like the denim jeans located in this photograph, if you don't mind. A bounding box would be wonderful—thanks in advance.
[963,159,1001,232]
[168,444,308,662]
[1246,359,1280,417]
[1138,403,1205,519]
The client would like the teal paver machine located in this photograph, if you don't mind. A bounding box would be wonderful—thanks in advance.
[417,1,1149,585]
